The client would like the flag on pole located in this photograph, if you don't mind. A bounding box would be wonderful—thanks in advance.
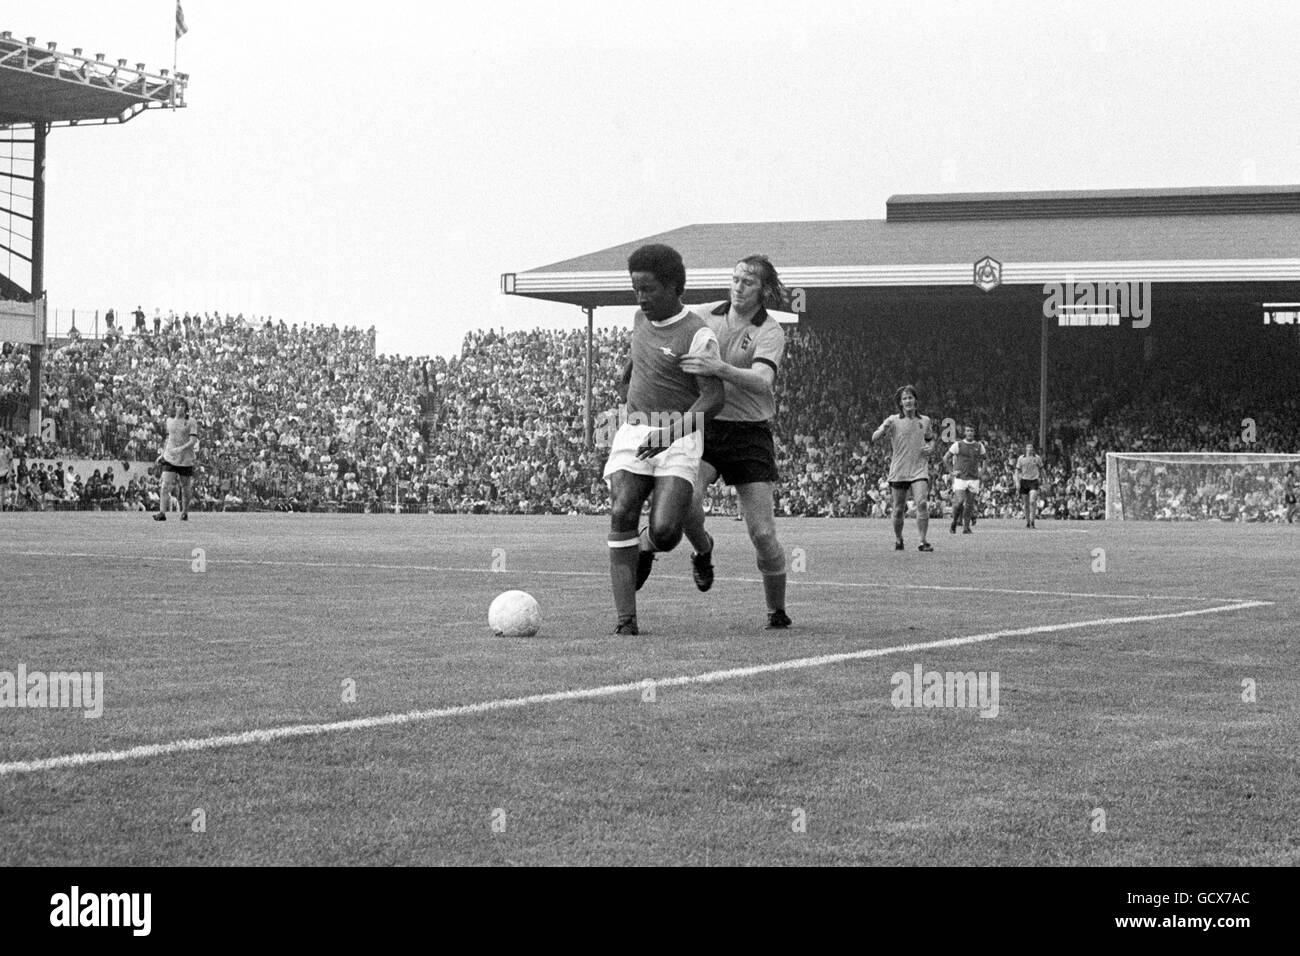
[175,2,189,41]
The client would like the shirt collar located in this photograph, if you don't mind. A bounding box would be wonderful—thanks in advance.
[709,301,769,327]
[649,306,691,327]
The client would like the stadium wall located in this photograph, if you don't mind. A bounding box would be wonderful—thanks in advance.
[23,458,152,490]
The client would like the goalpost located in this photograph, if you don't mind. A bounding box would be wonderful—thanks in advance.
[1105,452,1300,521]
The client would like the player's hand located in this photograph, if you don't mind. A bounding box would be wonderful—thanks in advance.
[679,353,725,377]
[636,429,668,459]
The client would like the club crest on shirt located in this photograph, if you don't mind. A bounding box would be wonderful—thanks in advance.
[739,332,753,352]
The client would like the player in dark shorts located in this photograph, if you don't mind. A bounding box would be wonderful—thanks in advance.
[1014,441,1043,529]
[155,397,199,521]
[872,385,938,551]
[679,255,792,630]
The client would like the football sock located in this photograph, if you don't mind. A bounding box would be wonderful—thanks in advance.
[609,530,640,619]
[762,573,786,613]
[683,504,710,554]
[756,540,786,613]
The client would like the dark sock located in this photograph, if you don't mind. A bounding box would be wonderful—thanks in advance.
[609,531,639,618]
[762,572,786,613]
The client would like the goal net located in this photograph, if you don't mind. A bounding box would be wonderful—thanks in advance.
[1105,452,1300,521]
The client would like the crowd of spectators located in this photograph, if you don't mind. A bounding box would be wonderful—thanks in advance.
[2,305,1298,520]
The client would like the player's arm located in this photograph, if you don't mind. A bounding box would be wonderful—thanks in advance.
[871,414,896,442]
[680,323,782,396]
[175,423,199,454]
[684,327,725,428]
[942,442,958,473]
[678,352,774,395]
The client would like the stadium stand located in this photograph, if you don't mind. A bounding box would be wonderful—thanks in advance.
[2,306,1298,518]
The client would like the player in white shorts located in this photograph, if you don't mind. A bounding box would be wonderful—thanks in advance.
[603,243,723,635]
[943,423,987,534]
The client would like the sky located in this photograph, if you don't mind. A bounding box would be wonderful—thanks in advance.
[4,0,1299,358]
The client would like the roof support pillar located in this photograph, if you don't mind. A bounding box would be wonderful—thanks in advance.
[583,305,595,448]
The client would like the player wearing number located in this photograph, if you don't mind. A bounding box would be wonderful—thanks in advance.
[943,423,986,534]
[604,244,724,636]
[679,255,791,630]
[154,397,199,521]
[872,385,937,551]
[1014,441,1043,529]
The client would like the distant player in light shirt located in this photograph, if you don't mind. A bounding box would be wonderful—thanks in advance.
[603,243,724,636]
[872,384,937,551]
[1014,441,1043,529]
[943,423,986,534]
[0,439,13,510]
[155,397,199,521]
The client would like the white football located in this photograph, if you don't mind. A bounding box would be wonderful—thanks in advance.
[488,590,542,637]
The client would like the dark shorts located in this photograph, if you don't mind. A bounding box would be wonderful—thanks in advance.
[890,478,927,491]
[161,462,195,478]
[1019,479,1040,495]
[701,419,779,486]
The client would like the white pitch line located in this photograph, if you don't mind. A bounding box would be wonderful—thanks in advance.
[0,600,1270,778]
[2,550,1250,603]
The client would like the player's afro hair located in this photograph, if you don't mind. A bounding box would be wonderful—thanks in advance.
[628,243,686,296]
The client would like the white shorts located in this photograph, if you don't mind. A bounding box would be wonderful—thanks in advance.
[953,478,981,493]
[603,422,703,487]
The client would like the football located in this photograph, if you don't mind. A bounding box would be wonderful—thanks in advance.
[488,590,542,637]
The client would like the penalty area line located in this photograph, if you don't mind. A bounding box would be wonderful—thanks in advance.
[0,600,1270,778]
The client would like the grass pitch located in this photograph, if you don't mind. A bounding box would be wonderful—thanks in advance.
[1,513,1296,866]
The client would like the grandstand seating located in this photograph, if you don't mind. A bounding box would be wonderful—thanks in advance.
[2,308,1297,518]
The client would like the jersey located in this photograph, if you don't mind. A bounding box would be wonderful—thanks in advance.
[0,445,12,478]
[1015,454,1042,481]
[626,307,718,418]
[948,440,987,480]
[163,416,199,467]
[886,414,934,483]
[700,302,784,422]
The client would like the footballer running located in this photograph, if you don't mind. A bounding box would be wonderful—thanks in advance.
[603,244,724,635]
